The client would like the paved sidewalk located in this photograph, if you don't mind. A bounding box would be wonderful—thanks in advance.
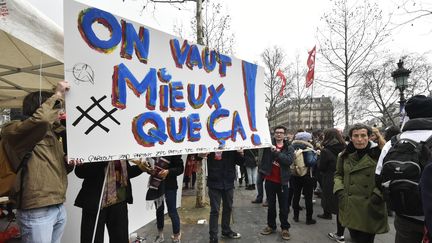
[135,184,395,243]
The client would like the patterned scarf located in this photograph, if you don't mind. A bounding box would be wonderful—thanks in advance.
[101,160,128,208]
[146,157,170,209]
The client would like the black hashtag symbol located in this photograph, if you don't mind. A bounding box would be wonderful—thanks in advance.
[72,95,120,135]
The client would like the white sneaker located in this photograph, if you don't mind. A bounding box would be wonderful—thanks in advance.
[328,232,345,243]
[171,233,181,243]
[154,235,164,243]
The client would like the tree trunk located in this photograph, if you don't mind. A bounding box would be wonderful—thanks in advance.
[345,84,349,127]
[195,159,206,208]
[194,0,207,208]
[344,6,349,128]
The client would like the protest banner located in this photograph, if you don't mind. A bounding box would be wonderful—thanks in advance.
[64,0,271,162]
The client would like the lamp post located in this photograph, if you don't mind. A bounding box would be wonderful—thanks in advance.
[391,59,411,126]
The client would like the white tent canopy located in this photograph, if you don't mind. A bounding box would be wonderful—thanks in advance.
[0,0,64,108]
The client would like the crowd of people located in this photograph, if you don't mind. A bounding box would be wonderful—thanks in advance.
[1,80,432,243]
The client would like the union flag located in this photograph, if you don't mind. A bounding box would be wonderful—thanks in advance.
[306,46,316,88]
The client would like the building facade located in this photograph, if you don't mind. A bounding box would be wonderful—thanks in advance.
[269,96,334,132]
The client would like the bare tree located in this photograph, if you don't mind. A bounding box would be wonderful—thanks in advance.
[356,58,399,127]
[173,1,235,54]
[191,2,235,54]
[317,0,391,128]
[392,0,432,29]
[354,53,432,127]
[261,46,290,123]
[289,54,312,129]
[401,54,432,97]
[330,97,345,127]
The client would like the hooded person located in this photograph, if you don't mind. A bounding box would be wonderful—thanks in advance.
[290,131,318,225]
[376,95,432,243]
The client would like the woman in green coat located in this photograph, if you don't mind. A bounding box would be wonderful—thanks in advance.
[334,124,389,243]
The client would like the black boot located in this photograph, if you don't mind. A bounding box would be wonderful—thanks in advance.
[317,213,332,220]
[306,218,316,225]
[293,211,299,222]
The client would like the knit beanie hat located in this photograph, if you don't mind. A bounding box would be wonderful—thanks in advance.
[405,95,432,119]
[294,131,312,141]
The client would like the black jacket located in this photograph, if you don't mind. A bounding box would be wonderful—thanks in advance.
[207,150,244,190]
[161,155,184,191]
[74,161,142,213]
[260,139,294,185]
[244,149,258,168]
[317,142,346,214]
[318,142,346,174]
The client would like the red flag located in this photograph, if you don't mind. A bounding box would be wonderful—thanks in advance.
[276,69,287,96]
[306,45,316,88]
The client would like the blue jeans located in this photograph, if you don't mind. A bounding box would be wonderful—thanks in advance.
[156,189,180,234]
[255,172,265,202]
[246,166,257,185]
[17,204,67,243]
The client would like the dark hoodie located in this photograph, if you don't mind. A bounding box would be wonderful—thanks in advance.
[317,141,346,214]
[318,141,346,173]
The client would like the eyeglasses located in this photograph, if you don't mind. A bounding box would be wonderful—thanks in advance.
[274,132,285,135]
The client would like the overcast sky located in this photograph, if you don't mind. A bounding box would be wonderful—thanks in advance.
[25,0,431,102]
[26,0,431,63]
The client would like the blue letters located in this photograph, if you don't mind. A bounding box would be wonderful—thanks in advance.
[188,113,202,142]
[169,39,190,68]
[167,117,187,143]
[78,8,122,53]
[170,81,186,111]
[187,84,207,109]
[120,20,150,63]
[112,63,157,110]
[132,112,168,147]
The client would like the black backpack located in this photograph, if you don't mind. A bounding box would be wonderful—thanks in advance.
[381,134,432,216]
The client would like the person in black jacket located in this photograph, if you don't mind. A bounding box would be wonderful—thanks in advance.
[316,128,346,242]
[148,155,184,243]
[260,126,295,241]
[205,150,244,243]
[74,160,143,243]
[317,128,346,219]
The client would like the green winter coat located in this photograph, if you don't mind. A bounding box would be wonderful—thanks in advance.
[334,142,389,234]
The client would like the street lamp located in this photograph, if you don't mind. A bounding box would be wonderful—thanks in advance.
[391,59,411,126]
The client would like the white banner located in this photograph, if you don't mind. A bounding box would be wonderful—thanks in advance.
[64,0,271,162]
